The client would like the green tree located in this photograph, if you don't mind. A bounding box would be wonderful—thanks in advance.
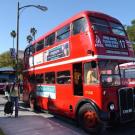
[26,35,33,44]
[0,51,23,75]
[30,27,37,40]
[126,19,135,50]
[0,51,15,68]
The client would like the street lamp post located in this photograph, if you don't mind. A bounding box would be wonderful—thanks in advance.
[16,1,47,80]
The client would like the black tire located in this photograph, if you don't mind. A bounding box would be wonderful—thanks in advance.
[78,103,103,134]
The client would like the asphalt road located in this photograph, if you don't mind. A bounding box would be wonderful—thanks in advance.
[0,94,135,135]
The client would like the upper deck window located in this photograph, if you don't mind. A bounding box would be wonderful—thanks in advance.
[72,17,87,35]
[89,16,110,33]
[57,25,70,41]
[36,40,44,52]
[45,33,55,46]
[110,22,126,36]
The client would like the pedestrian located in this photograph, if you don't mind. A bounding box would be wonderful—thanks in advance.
[10,80,20,117]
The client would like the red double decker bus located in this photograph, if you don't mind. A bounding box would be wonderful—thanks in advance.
[23,11,135,133]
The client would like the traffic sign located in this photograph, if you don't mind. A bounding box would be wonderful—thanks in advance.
[10,48,16,59]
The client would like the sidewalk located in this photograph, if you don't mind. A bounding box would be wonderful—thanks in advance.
[0,95,87,135]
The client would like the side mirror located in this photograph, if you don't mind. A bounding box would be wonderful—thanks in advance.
[91,61,97,68]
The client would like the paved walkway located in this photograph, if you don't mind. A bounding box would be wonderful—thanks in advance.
[1,95,135,135]
[0,95,87,135]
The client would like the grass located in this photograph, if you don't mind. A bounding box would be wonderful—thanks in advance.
[0,128,5,135]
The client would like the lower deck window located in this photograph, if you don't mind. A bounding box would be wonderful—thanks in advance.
[45,72,55,84]
[57,70,71,84]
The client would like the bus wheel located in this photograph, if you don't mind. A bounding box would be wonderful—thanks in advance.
[78,103,103,134]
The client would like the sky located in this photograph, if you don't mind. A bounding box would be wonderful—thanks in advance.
[0,0,135,54]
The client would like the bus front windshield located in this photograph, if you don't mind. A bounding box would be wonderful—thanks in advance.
[99,61,121,87]
[89,16,126,36]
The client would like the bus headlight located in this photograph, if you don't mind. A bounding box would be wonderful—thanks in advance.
[109,103,115,111]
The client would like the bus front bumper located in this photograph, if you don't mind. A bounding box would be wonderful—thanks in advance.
[99,110,135,123]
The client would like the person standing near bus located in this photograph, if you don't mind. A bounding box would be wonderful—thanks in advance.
[10,80,20,117]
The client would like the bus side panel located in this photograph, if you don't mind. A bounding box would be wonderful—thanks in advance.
[49,84,74,117]
[36,96,49,110]
[70,32,92,59]
[36,84,75,118]
[84,85,102,109]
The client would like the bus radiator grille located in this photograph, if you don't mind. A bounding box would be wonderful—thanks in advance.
[118,88,135,122]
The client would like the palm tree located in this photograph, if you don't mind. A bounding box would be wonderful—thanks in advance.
[26,35,33,44]
[30,27,37,40]
[10,30,16,48]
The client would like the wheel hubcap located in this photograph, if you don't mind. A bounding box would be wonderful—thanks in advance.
[83,111,98,128]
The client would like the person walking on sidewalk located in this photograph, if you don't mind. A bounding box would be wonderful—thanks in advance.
[10,80,20,117]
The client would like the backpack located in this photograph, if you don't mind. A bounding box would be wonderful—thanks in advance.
[4,101,13,115]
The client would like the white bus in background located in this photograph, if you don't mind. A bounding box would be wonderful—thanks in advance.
[120,62,135,87]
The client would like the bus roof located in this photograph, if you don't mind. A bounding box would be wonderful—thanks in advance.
[31,10,120,45]
[120,62,135,69]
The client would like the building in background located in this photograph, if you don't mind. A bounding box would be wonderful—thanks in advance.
[18,50,24,60]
